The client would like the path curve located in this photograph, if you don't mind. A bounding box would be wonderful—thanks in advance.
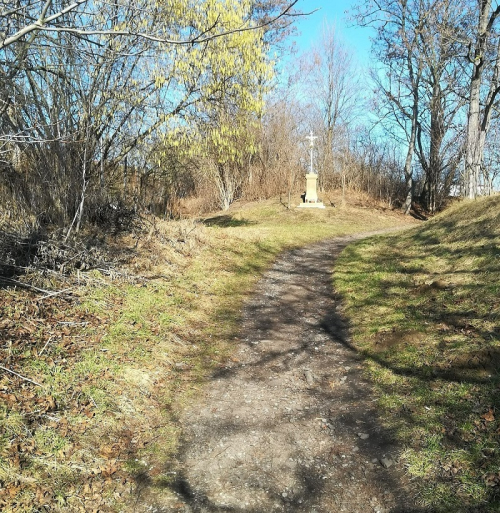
[168,231,423,512]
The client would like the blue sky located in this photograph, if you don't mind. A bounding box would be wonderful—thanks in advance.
[291,0,372,65]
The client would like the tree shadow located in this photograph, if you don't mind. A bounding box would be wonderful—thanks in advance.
[150,235,430,512]
[203,215,257,228]
[333,234,500,511]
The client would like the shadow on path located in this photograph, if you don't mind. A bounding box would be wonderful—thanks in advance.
[158,231,428,512]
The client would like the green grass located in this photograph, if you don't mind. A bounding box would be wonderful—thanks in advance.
[335,195,500,511]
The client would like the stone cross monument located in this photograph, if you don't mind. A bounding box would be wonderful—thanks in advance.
[298,130,325,208]
[307,131,317,174]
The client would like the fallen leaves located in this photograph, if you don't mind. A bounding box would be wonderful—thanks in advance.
[35,487,52,505]
[0,289,120,511]
[0,391,17,406]
[481,408,495,423]
[99,443,122,459]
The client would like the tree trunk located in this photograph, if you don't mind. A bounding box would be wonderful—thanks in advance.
[402,106,417,215]
[465,78,482,199]
[428,80,445,214]
[464,0,494,199]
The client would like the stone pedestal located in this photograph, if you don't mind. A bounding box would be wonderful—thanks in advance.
[297,173,325,209]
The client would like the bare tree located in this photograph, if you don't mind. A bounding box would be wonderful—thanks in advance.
[355,0,468,213]
[462,0,500,198]
[415,0,465,212]
[0,0,305,227]
[256,94,307,207]
[359,0,425,213]
[0,0,301,50]
[299,22,362,191]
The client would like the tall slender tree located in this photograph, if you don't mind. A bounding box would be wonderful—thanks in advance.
[463,0,500,199]
[299,23,361,192]
[355,0,427,212]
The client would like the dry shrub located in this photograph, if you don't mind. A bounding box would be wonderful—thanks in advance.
[179,195,217,217]
[86,200,142,234]
[322,188,398,211]
[126,217,209,277]
[180,175,221,215]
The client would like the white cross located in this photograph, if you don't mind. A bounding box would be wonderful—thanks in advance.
[306,131,318,174]
[306,131,317,148]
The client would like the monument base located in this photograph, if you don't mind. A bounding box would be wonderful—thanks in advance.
[297,202,326,209]
[298,172,325,208]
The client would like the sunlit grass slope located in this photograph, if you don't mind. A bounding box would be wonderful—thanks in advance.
[335,195,500,511]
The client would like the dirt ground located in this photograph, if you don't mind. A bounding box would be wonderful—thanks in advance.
[148,231,426,512]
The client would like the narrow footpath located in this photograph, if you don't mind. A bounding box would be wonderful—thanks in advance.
[161,232,424,512]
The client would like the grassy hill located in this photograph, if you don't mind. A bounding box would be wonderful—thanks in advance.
[335,195,500,511]
[0,195,415,512]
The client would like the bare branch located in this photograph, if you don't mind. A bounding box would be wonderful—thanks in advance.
[0,276,52,294]
[0,0,89,50]
[0,364,43,387]
[0,1,306,50]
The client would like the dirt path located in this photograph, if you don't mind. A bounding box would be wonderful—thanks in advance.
[162,231,423,512]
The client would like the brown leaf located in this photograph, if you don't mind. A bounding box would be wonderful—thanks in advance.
[481,408,495,422]
[8,485,21,498]
[99,444,121,458]
[35,395,57,413]
[59,417,69,437]
[0,392,17,407]
[101,462,118,478]
[46,396,56,411]
[35,487,52,505]
[9,443,21,468]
